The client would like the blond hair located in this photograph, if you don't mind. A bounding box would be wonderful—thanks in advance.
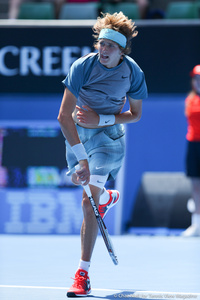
[93,12,138,55]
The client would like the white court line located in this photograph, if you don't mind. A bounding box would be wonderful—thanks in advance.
[0,285,119,292]
[0,285,200,299]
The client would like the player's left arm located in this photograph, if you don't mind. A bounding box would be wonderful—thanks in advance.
[75,96,142,127]
[115,96,142,124]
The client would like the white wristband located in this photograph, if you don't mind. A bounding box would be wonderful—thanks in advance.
[71,143,88,161]
[98,114,115,126]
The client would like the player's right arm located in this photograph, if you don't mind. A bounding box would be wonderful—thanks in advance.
[58,87,80,145]
[57,87,90,185]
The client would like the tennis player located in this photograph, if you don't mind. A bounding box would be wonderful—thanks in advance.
[57,12,148,297]
[182,65,200,237]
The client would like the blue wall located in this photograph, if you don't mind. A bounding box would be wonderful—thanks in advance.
[0,93,62,121]
[123,94,188,230]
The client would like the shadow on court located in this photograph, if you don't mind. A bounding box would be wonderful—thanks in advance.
[88,291,154,299]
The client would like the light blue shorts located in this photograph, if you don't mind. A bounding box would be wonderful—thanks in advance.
[65,124,125,181]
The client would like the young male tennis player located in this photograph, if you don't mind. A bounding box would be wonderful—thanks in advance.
[57,11,148,297]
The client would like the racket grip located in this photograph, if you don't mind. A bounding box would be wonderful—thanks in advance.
[83,184,92,197]
[75,164,81,171]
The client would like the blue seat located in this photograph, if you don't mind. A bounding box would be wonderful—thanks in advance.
[59,2,99,20]
[166,2,199,19]
[18,2,55,19]
[102,2,140,19]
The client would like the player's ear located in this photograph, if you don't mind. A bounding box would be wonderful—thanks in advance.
[119,45,125,56]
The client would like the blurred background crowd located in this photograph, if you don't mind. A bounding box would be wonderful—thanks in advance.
[0,0,199,20]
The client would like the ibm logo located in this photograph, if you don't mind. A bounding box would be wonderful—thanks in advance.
[0,189,83,234]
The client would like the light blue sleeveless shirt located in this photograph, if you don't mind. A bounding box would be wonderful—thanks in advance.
[62,53,147,115]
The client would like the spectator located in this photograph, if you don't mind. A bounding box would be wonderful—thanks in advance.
[182,65,200,237]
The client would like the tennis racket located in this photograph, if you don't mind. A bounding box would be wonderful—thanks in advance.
[75,165,118,265]
[83,184,118,265]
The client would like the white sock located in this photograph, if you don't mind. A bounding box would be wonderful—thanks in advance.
[192,213,200,227]
[78,259,90,273]
[99,188,110,205]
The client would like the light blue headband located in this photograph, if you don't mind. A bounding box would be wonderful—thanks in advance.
[98,28,127,48]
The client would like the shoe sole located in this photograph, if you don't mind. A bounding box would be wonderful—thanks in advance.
[67,290,91,297]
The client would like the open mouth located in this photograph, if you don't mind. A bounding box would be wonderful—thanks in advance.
[101,54,109,60]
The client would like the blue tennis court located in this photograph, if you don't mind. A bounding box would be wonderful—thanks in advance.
[1,234,200,299]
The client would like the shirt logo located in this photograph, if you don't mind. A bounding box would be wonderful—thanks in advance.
[122,76,128,79]
[97,180,104,184]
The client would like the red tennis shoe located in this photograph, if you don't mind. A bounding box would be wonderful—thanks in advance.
[67,269,91,297]
[99,190,120,219]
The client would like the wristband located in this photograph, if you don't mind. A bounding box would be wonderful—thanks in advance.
[98,114,115,126]
[71,143,88,161]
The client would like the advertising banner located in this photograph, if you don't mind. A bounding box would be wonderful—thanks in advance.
[0,22,200,93]
[0,25,94,93]
[0,187,83,234]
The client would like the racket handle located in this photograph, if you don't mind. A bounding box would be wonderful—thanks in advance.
[75,164,81,171]
[83,184,92,197]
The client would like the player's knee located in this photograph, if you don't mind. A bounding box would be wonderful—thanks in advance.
[82,190,100,217]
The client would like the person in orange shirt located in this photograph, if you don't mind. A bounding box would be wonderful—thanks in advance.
[182,65,200,237]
